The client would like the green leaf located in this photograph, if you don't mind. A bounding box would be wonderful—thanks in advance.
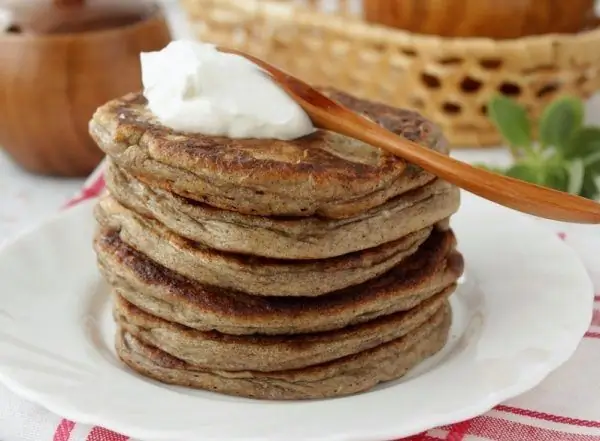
[503,155,570,192]
[580,172,600,199]
[567,159,585,194]
[543,160,570,192]
[487,95,531,151]
[593,176,600,199]
[583,149,600,174]
[538,96,584,152]
[505,162,544,185]
[567,127,600,160]
[580,150,600,199]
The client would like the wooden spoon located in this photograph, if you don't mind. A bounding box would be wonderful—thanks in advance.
[220,47,600,224]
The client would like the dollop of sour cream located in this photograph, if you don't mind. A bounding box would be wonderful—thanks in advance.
[140,40,315,140]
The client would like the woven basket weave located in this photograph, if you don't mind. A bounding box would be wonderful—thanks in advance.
[179,0,600,147]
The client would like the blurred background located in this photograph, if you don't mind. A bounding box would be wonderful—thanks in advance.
[2,0,600,243]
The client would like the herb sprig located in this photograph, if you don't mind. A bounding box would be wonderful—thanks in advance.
[481,94,600,200]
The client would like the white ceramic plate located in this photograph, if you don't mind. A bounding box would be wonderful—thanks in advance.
[0,193,594,441]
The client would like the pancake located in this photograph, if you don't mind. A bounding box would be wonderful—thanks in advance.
[95,228,463,335]
[113,288,452,372]
[90,89,447,218]
[116,302,451,400]
[94,196,433,297]
[105,160,460,259]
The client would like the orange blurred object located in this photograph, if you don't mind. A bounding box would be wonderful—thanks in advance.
[363,0,596,39]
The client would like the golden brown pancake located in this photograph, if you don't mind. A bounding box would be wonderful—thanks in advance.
[113,289,452,372]
[94,196,433,297]
[95,228,463,335]
[116,303,451,400]
[90,89,447,218]
[105,160,460,259]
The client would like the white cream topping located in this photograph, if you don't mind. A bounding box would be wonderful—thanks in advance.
[140,40,315,140]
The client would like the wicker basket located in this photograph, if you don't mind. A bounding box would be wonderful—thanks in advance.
[179,0,600,147]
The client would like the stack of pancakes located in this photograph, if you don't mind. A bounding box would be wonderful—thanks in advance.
[90,89,464,400]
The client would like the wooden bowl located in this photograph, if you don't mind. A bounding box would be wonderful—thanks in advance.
[0,3,172,177]
[363,0,596,39]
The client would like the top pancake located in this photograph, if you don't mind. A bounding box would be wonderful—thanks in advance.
[90,89,447,218]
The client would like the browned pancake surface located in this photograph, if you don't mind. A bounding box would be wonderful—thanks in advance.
[94,195,433,296]
[95,228,463,334]
[90,89,447,218]
[115,303,452,400]
[105,161,460,259]
[114,288,452,372]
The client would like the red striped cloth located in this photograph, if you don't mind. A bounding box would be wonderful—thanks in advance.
[1,160,599,441]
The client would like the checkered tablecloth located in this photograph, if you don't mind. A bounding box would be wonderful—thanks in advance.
[0,160,599,441]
